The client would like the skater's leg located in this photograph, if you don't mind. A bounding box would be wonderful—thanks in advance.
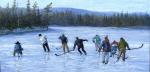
[45,43,50,52]
[42,44,47,52]
[95,43,98,51]
[102,52,106,63]
[98,47,102,53]
[110,52,113,57]
[105,52,109,64]
[117,51,123,61]
[122,51,126,61]
[65,43,69,52]
[62,44,66,53]
[13,51,16,56]
[78,47,82,55]
[113,51,116,58]
[81,47,87,55]
[17,52,20,57]
[20,51,23,57]
[112,52,115,58]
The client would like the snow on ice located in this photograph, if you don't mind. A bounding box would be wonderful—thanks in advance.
[0,26,149,72]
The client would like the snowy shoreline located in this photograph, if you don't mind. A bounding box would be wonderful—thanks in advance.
[0,26,149,36]
[0,27,48,36]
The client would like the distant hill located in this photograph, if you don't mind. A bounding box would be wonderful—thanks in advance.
[0,7,148,16]
[51,7,149,16]
[51,7,117,16]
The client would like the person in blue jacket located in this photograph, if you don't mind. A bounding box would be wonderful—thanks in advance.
[110,40,118,57]
[101,36,111,64]
[13,41,23,57]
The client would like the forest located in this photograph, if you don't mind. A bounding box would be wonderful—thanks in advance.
[0,0,52,30]
[0,0,149,31]
[50,11,150,27]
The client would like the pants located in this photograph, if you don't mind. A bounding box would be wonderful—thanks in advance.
[13,50,22,57]
[43,42,50,52]
[110,51,116,57]
[62,43,69,53]
[95,43,100,51]
[110,46,117,57]
[118,50,126,61]
[78,47,87,55]
[102,52,109,64]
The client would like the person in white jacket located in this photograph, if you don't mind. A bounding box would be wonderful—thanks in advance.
[38,34,50,52]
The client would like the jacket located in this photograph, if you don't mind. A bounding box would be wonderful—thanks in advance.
[14,44,23,52]
[59,36,68,44]
[73,39,87,49]
[39,35,47,44]
[118,40,129,51]
[101,40,111,52]
[93,35,101,44]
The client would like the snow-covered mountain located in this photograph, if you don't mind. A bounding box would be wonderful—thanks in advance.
[0,7,148,16]
[51,7,149,16]
[51,7,117,16]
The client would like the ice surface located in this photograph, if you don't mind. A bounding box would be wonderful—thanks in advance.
[0,27,149,72]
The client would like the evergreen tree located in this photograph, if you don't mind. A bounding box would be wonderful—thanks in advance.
[43,2,52,28]
[0,0,149,31]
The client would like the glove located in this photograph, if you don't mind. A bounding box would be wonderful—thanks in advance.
[92,40,95,43]
[128,48,131,50]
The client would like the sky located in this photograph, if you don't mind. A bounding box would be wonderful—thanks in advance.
[0,0,149,13]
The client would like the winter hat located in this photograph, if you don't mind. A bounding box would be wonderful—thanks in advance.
[15,41,20,44]
[113,40,117,42]
[62,33,65,36]
[113,40,117,44]
[76,37,79,39]
[39,34,42,36]
[105,36,109,42]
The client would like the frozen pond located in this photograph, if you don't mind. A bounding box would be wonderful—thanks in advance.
[0,27,149,72]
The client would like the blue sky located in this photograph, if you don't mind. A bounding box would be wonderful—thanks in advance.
[0,0,149,13]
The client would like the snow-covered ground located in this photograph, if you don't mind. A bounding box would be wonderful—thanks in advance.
[0,26,149,72]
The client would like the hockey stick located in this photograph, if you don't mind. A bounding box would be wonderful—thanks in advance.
[55,50,74,56]
[128,44,144,50]
[0,61,1,72]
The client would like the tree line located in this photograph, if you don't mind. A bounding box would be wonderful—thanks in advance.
[0,0,149,31]
[50,11,150,27]
[0,0,52,30]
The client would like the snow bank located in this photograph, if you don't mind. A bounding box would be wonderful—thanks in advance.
[0,27,48,35]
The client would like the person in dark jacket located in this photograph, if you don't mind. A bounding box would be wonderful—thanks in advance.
[13,41,23,57]
[101,36,111,64]
[117,37,130,61]
[73,37,88,55]
[59,34,69,53]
